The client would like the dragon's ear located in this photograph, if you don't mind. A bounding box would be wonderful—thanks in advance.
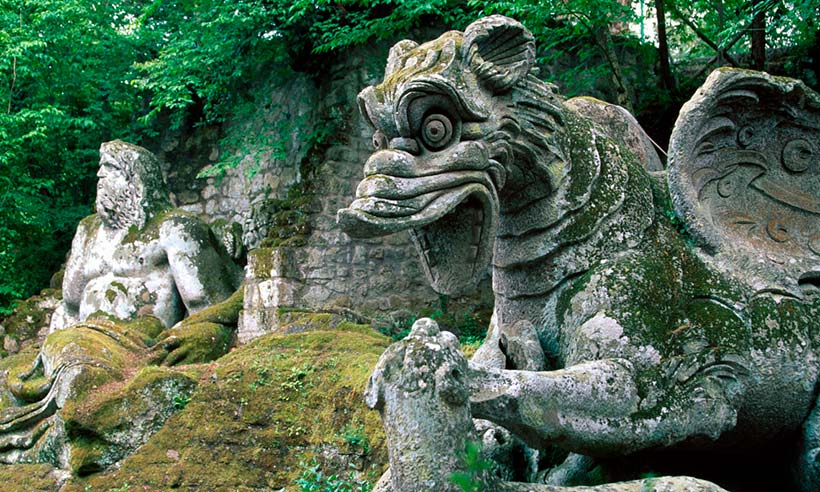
[463,15,535,93]
[386,39,420,77]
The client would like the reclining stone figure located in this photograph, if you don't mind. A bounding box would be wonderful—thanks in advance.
[0,140,243,466]
[338,15,819,491]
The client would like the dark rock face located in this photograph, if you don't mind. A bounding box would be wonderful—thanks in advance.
[339,15,820,492]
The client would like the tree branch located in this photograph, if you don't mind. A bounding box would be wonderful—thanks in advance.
[668,3,741,67]
[592,27,633,111]
[655,0,676,94]
[750,0,767,70]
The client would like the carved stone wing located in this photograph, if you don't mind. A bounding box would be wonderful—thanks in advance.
[668,68,819,293]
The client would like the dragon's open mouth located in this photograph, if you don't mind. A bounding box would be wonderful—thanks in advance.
[338,171,498,295]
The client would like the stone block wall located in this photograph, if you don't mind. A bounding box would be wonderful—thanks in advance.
[237,48,449,341]
[149,40,491,342]
[157,73,320,248]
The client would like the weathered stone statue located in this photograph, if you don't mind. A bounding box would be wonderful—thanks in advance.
[50,140,242,332]
[338,15,819,492]
[0,140,243,467]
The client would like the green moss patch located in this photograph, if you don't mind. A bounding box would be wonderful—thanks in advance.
[0,464,63,491]
[63,365,200,475]
[0,345,42,408]
[258,186,314,249]
[60,323,391,492]
[181,287,244,328]
[0,289,61,355]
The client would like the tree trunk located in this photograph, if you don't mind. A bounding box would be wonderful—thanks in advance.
[751,0,766,70]
[717,0,725,65]
[655,0,676,94]
[594,27,634,112]
[7,56,15,114]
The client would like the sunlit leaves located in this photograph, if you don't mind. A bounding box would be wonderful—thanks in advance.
[0,0,149,311]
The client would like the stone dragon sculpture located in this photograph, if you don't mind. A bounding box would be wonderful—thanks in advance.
[338,15,820,492]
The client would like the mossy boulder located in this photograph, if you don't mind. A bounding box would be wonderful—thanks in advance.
[62,365,199,475]
[44,322,390,491]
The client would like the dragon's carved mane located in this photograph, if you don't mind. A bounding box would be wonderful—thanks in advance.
[494,75,655,299]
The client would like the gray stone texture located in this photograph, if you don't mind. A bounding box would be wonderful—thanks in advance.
[365,318,476,492]
[138,40,492,341]
[368,319,728,492]
[668,68,820,293]
[62,37,491,342]
[339,15,820,492]
[157,75,317,248]
[51,140,241,332]
[232,48,487,341]
[0,142,242,468]
[565,96,663,172]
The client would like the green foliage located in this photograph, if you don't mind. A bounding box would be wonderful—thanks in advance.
[131,0,292,129]
[375,295,490,346]
[376,314,415,342]
[0,0,153,313]
[660,200,696,248]
[281,362,315,392]
[449,440,494,492]
[249,366,272,391]
[295,458,372,492]
[2,0,816,315]
[666,0,819,57]
[287,0,476,54]
[128,1,481,132]
[340,424,371,454]
[470,0,638,91]
[663,207,687,235]
[172,393,191,410]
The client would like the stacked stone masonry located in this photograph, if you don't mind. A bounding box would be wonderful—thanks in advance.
[150,44,473,341]
[237,49,453,341]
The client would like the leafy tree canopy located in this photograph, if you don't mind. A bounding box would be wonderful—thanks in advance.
[0,0,152,312]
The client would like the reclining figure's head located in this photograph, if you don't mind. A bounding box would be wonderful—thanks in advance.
[96,140,170,230]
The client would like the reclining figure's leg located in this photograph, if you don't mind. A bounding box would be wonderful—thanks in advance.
[0,318,151,465]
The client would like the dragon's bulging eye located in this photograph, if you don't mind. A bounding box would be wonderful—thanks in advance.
[421,113,454,150]
[373,130,389,150]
